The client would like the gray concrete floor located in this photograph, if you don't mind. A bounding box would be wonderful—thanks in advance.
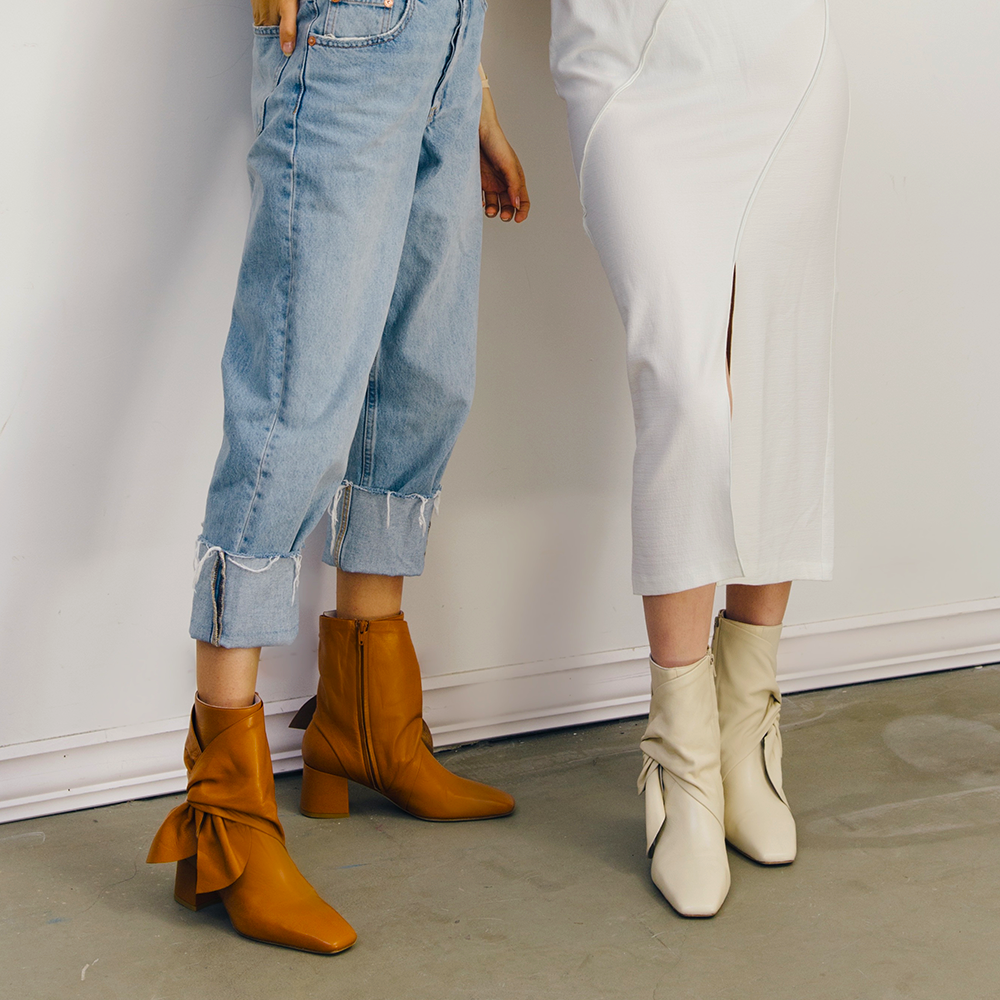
[3,666,999,1000]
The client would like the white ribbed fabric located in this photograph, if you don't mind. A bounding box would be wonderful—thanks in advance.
[551,0,849,594]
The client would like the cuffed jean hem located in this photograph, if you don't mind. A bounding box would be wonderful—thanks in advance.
[326,482,439,577]
[189,539,301,647]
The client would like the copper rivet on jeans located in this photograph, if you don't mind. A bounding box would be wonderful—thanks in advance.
[384,0,393,6]
[308,35,317,45]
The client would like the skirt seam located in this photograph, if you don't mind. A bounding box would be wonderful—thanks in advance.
[576,0,673,226]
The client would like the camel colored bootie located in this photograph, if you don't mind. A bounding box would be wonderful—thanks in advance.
[639,653,730,917]
[147,696,356,954]
[713,612,796,864]
[291,612,514,822]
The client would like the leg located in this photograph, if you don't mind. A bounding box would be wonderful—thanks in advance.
[195,643,260,709]
[643,583,716,668]
[725,581,792,627]
[295,4,512,823]
[335,571,403,620]
[156,0,484,952]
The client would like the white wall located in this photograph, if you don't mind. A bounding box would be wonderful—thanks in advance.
[2,0,998,822]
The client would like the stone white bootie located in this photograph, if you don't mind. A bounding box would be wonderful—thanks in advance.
[713,613,796,865]
[639,653,730,917]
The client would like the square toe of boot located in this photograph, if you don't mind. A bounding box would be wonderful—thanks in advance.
[227,906,358,954]
[651,846,730,917]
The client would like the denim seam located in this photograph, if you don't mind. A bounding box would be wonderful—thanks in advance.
[236,26,311,554]
[196,541,304,646]
[361,351,379,486]
[332,482,353,566]
[210,554,225,646]
[427,0,466,123]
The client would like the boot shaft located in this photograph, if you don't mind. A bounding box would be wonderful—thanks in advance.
[713,613,783,717]
[713,611,784,781]
[305,612,426,791]
[639,653,724,818]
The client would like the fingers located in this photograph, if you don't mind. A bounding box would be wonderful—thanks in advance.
[510,188,530,224]
[482,186,516,221]
[497,173,528,223]
[280,0,298,55]
[497,192,515,222]
[495,152,528,223]
[481,156,530,223]
[505,163,529,223]
[483,188,529,223]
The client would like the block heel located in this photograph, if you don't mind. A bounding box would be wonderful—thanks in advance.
[300,763,350,818]
[293,613,514,821]
[173,856,222,912]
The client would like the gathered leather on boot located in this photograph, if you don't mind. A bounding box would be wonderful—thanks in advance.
[638,653,730,917]
[290,613,514,822]
[713,612,797,864]
[147,696,356,954]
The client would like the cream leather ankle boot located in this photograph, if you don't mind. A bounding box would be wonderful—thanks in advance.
[713,612,796,864]
[639,653,730,917]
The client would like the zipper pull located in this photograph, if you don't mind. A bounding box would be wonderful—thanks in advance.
[357,619,369,644]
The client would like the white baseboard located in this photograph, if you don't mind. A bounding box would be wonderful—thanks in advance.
[2,598,998,825]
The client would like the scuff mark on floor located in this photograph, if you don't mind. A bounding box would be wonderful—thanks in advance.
[809,784,1000,839]
[0,831,46,846]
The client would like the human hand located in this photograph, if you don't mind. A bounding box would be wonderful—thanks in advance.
[253,0,299,55]
[479,87,530,223]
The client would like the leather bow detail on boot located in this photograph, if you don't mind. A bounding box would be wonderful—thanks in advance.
[291,613,514,822]
[148,696,356,954]
[638,653,730,917]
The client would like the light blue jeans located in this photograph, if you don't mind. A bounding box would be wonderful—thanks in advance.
[191,0,486,648]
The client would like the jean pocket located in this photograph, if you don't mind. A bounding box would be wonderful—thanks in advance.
[251,26,289,135]
[313,0,412,48]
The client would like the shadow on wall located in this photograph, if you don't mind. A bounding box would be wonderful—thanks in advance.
[1,2,258,738]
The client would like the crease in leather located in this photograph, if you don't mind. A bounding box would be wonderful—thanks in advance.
[292,694,441,747]
[642,765,666,856]
[714,614,788,805]
[302,613,511,819]
[638,653,725,854]
[147,707,285,894]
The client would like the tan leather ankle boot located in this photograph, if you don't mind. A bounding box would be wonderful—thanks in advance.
[147,696,356,954]
[713,612,797,864]
[291,612,514,822]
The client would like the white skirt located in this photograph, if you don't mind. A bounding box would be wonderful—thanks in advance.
[550,0,849,594]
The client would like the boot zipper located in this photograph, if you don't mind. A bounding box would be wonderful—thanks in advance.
[356,620,379,789]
